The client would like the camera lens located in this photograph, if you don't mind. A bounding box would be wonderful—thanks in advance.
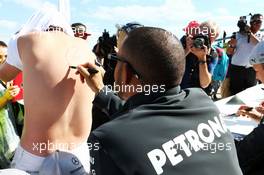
[193,38,205,48]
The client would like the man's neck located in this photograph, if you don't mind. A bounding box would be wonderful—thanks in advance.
[250,27,258,34]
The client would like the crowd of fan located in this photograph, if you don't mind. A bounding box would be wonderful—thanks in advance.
[0,12,263,175]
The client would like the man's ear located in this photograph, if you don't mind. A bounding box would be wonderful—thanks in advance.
[121,62,134,84]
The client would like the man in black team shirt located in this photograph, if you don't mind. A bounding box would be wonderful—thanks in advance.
[77,27,242,175]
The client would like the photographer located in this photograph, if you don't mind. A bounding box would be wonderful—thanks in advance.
[229,13,264,95]
[180,20,219,94]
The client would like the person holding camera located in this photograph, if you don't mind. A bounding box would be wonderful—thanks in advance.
[229,13,264,95]
[180,20,219,94]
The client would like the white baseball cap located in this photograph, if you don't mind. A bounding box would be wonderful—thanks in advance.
[249,41,264,65]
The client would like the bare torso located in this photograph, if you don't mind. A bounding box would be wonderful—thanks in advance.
[17,32,95,156]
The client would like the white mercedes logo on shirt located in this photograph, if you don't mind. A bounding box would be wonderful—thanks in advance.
[72,157,80,165]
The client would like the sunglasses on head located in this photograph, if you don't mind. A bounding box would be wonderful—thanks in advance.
[117,23,143,34]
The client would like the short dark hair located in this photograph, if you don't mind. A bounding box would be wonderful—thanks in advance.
[71,23,86,31]
[121,27,185,88]
[0,41,7,47]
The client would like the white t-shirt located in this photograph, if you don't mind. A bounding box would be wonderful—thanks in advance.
[6,36,23,71]
[231,31,264,67]
[6,3,74,71]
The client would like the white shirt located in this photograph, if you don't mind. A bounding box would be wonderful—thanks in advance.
[231,31,264,67]
[6,36,23,71]
[6,3,74,71]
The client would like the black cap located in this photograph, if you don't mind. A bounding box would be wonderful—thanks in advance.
[250,13,263,23]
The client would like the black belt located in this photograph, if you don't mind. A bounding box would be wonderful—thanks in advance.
[231,64,253,69]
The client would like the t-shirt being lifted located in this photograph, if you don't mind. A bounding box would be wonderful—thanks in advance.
[6,36,23,70]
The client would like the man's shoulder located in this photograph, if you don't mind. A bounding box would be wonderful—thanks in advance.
[183,87,213,102]
[185,87,207,94]
[18,32,85,45]
[94,88,218,132]
[17,32,91,57]
[17,32,57,51]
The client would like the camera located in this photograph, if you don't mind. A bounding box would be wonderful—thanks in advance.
[192,34,211,49]
[92,30,117,86]
[93,30,117,59]
[237,14,251,33]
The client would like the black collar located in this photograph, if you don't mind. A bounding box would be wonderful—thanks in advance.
[122,86,182,111]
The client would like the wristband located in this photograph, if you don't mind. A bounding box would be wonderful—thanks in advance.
[198,60,207,64]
